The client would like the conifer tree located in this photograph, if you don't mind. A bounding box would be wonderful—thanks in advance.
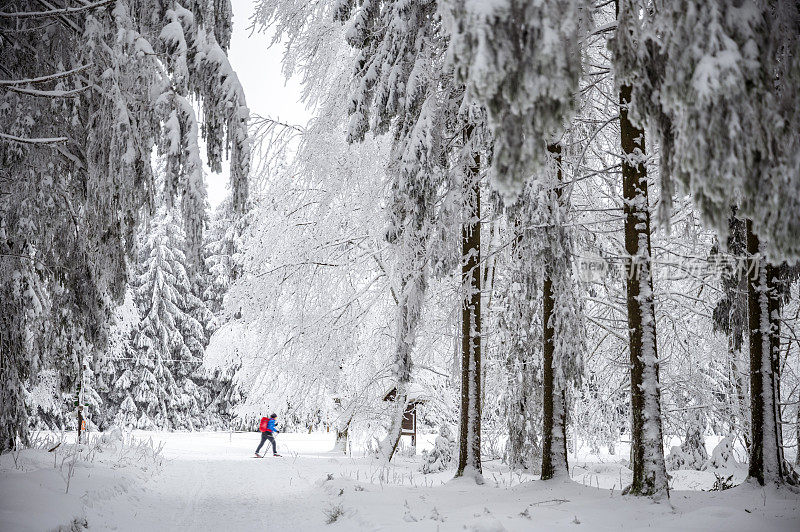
[745,223,799,485]
[612,0,800,489]
[204,198,245,319]
[611,0,800,261]
[451,0,586,481]
[124,205,210,429]
[611,0,669,499]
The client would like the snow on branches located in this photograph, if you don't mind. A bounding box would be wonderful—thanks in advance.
[450,0,586,197]
[611,0,800,261]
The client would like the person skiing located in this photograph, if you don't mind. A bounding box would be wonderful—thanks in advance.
[255,413,281,457]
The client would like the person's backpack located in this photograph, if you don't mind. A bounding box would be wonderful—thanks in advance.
[259,417,269,432]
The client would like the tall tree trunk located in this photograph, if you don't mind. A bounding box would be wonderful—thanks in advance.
[379,268,423,462]
[333,402,352,455]
[732,348,752,453]
[619,83,668,499]
[455,150,483,483]
[745,222,796,485]
[541,143,569,480]
[334,426,349,454]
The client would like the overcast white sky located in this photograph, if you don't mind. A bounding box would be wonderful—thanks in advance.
[205,0,311,208]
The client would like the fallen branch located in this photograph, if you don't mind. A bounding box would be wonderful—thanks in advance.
[531,499,570,506]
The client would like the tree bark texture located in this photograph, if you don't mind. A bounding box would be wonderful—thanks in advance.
[745,222,795,485]
[541,143,569,480]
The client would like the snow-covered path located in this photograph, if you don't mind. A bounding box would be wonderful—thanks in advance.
[86,457,322,530]
[84,432,339,531]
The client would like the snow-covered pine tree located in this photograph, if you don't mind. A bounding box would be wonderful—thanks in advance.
[711,212,750,451]
[612,0,800,488]
[611,0,800,262]
[450,0,587,481]
[422,424,456,474]
[193,200,248,428]
[125,205,211,429]
[449,0,585,197]
[455,121,485,481]
[497,223,543,473]
[745,224,799,485]
[203,197,247,319]
[539,144,584,480]
[497,142,585,479]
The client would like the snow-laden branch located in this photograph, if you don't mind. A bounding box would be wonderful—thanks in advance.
[0,132,68,144]
[0,0,114,19]
[5,85,89,98]
[0,64,91,86]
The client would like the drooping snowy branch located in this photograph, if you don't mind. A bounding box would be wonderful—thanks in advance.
[450,0,587,197]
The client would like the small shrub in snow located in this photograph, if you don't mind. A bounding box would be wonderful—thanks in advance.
[702,435,737,471]
[666,425,708,471]
[665,446,688,471]
[324,503,344,524]
[421,425,455,474]
[63,516,88,531]
[706,473,736,491]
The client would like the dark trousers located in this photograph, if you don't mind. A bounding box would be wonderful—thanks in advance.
[256,431,276,454]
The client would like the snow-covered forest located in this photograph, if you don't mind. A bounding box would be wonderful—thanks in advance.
[2,0,800,530]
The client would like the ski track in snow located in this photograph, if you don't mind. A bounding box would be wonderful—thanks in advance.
[85,434,328,531]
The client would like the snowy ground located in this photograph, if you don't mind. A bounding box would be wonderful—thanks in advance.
[2,431,799,531]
